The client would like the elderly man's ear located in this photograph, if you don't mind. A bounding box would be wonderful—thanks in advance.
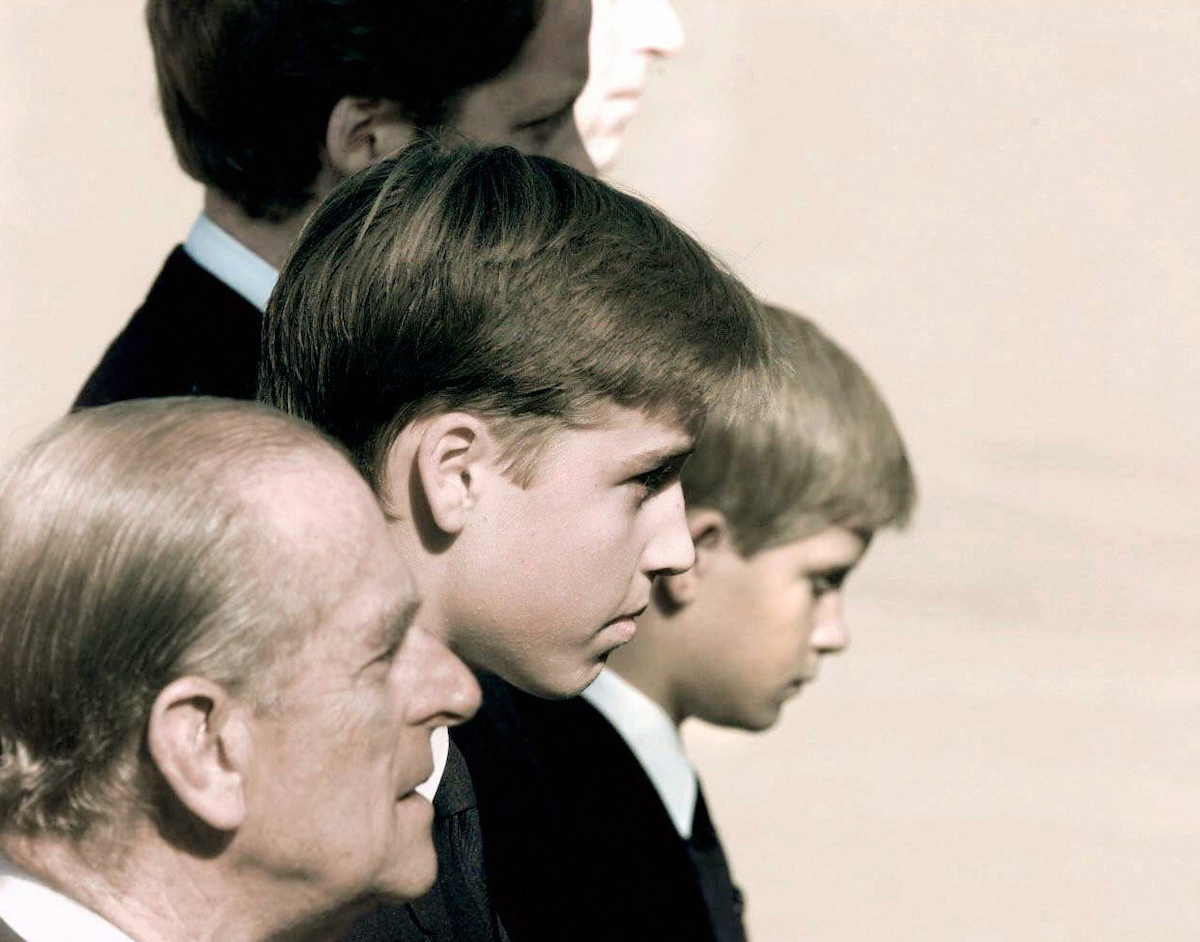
[324,96,420,179]
[656,508,731,610]
[147,678,251,832]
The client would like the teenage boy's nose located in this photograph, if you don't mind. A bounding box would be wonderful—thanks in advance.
[810,595,850,655]
[641,481,696,577]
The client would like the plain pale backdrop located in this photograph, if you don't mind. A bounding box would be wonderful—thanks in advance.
[2,3,1198,940]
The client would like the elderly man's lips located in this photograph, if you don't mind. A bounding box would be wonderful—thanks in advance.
[398,766,436,800]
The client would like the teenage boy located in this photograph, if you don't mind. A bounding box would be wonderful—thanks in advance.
[75,0,592,409]
[259,141,770,942]
[469,304,918,942]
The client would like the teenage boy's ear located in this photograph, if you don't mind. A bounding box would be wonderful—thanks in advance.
[146,677,250,833]
[411,413,504,535]
[659,508,732,608]
[325,96,418,178]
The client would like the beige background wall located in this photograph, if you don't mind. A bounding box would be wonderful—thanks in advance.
[2,2,1198,940]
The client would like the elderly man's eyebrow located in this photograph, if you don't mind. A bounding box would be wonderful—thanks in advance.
[376,596,422,653]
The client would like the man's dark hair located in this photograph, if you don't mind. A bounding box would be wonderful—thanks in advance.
[260,140,770,493]
[148,0,542,220]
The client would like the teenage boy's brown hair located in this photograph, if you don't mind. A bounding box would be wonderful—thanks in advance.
[261,140,769,494]
[682,303,917,554]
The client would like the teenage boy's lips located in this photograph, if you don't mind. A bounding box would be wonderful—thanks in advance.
[601,604,648,644]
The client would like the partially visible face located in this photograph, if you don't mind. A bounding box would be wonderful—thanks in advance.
[238,459,480,916]
[451,0,595,172]
[675,526,868,731]
[445,406,697,699]
[574,0,684,171]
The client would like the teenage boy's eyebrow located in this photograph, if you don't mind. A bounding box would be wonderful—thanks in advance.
[622,444,695,475]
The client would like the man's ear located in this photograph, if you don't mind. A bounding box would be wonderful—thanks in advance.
[659,508,731,608]
[325,96,418,178]
[146,677,249,833]
[412,413,501,536]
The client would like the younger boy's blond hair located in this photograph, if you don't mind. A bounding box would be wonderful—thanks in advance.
[682,303,917,554]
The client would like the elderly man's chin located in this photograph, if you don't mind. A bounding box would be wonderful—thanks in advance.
[377,793,440,901]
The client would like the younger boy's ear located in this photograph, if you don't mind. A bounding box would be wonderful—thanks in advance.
[659,508,730,608]
[413,413,498,536]
[146,677,249,833]
[325,96,417,178]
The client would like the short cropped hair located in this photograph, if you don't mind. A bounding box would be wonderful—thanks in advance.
[148,0,541,220]
[682,304,917,555]
[260,141,769,492]
[0,399,344,839]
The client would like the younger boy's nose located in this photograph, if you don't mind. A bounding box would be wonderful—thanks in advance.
[641,482,696,577]
[810,596,850,655]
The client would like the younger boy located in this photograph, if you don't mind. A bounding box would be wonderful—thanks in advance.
[472,303,917,942]
[258,141,770,942]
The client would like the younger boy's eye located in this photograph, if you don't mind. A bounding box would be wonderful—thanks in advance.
[807,568,850,597]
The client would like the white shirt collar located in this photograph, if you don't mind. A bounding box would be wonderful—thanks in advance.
[582,668,697,839]
[182,214,278,313]
[416,726,450,800]
[0,858,136,942]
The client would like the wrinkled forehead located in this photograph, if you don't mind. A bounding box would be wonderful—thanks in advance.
[257,455,417,646]
[253,453,397,579]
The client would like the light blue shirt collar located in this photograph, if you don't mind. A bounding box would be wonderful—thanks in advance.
[182,214,278,313]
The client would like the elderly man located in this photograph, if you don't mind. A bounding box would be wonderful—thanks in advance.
[0,398,479,942]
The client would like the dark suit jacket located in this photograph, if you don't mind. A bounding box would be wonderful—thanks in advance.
[74,247,263,408]
[459,682,746,942]
[0,915,24,942]
[344,724,510,942]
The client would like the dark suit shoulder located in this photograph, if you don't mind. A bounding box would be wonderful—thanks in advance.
[463,685,718,942]
[73,247,263,408]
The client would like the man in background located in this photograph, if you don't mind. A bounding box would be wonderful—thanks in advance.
[74,0,591,408]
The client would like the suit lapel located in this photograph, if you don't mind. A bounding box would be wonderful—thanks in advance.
[0,914,27,942]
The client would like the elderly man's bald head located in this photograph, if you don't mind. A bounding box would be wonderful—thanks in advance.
[0,398,367,838]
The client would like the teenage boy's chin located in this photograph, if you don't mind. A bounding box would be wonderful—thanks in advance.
[497,652,612,701]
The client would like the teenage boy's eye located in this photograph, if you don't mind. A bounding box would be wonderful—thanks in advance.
[631,456,688,499]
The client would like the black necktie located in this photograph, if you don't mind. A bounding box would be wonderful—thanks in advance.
[686,787,747,942]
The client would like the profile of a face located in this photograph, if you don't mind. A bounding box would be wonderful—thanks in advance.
[437,407,697,700]
[238,461,480,913]
[673,526,867,732]
[574,0,684,171]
